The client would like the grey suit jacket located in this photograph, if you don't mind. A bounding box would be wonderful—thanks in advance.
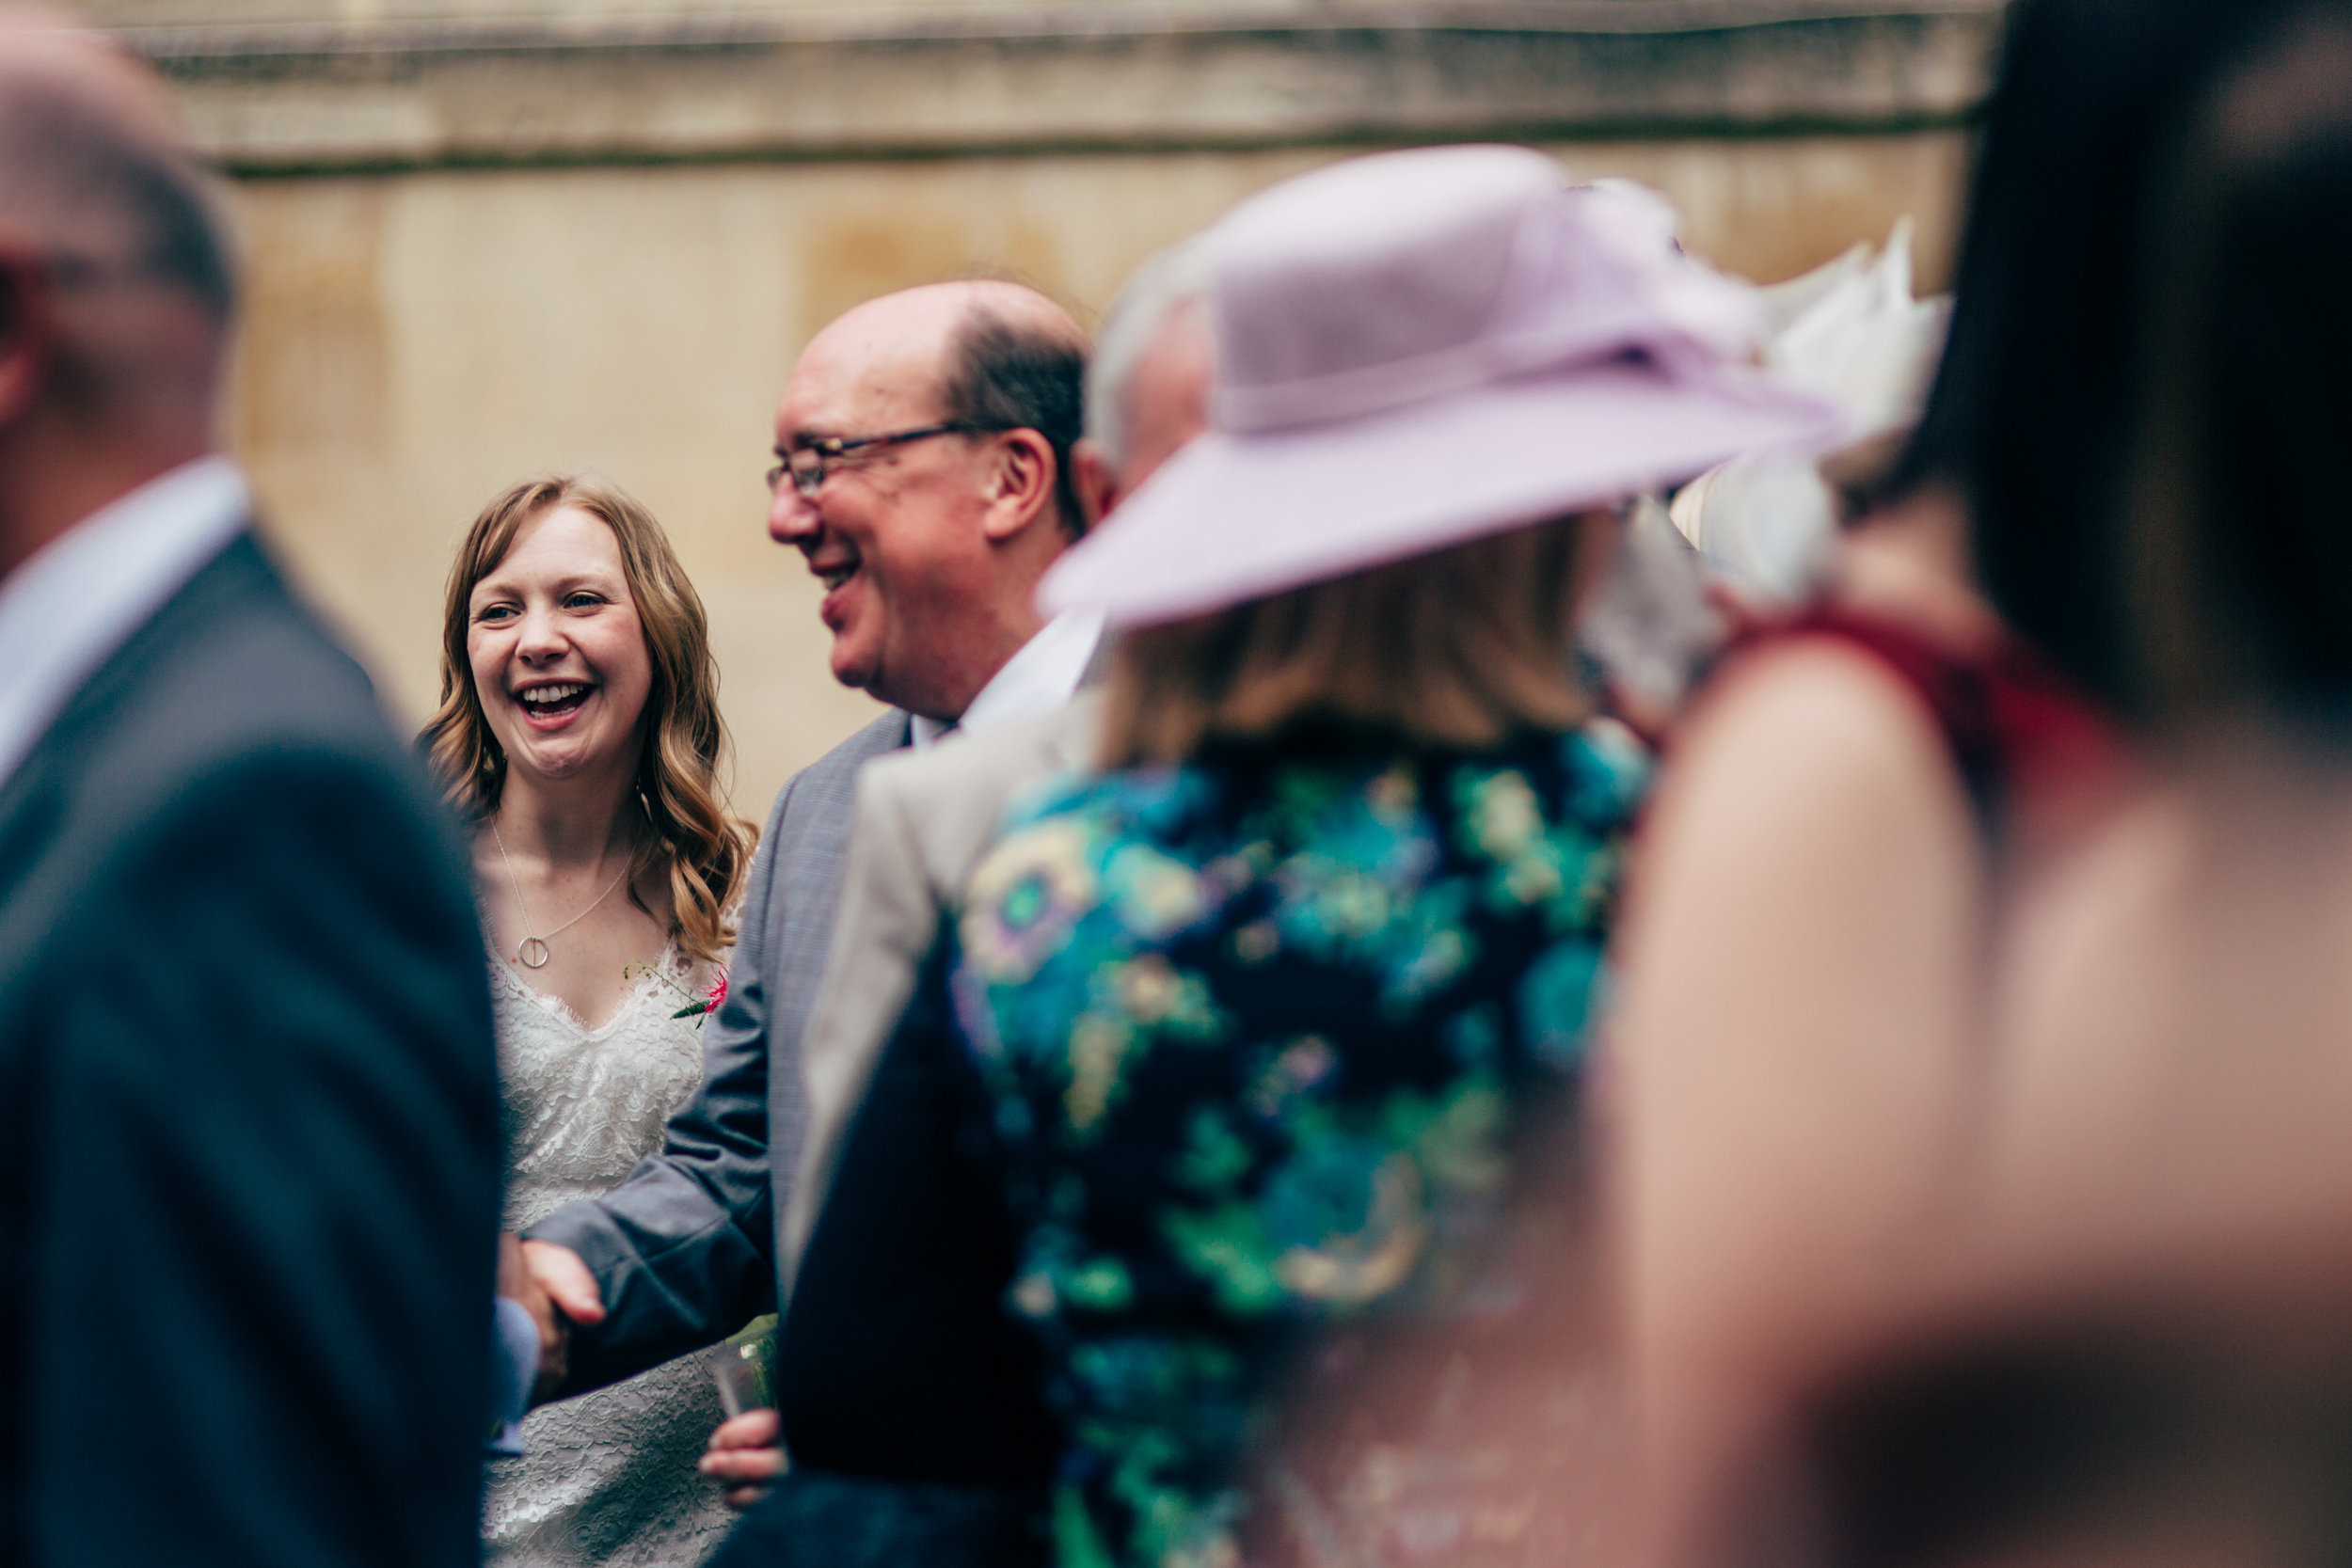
[529,707,911,1392]
[779,691,1102,1304]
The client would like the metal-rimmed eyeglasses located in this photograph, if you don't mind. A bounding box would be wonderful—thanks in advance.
[766,421,980,499]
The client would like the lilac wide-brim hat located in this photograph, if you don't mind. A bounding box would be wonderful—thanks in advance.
[1041,145,1850,628]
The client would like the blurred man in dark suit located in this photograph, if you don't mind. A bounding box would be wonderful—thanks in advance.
[0,14,502,1565]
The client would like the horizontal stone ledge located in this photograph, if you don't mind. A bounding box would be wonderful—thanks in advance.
[121,0,2007,55]
[129,2,2006,174]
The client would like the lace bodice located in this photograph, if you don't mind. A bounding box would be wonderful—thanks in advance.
[486,944,736,1568]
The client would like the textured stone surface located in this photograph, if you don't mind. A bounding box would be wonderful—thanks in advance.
[86,0,1997,805]
[104,1,2004,170]
[217,133,1967,806]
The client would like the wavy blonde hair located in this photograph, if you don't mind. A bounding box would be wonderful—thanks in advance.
[421,475,756,963]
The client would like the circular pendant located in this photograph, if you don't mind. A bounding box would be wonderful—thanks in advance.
[516,937,552,970]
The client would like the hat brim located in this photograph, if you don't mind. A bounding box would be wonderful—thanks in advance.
[1041,359,1848,627]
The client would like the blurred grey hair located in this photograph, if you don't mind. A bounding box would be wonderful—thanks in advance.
[1085,237,1211,472]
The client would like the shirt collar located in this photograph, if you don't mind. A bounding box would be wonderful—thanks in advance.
[0,454,250,791]
[908,608,1105,750]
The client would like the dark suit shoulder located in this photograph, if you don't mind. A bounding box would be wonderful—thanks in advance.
[37,536,432,828]
[0,537,471,959]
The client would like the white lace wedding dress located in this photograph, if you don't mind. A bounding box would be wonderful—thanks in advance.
[485,942,737,1567]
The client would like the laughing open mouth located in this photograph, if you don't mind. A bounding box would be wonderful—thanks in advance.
[516,681,595,719]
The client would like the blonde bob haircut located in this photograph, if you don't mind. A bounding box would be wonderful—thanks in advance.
[1100,513,1599,768]
[421,475,756,964]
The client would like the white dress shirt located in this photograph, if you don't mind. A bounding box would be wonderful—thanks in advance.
[908,607,1104,750]
[0,454,250,794]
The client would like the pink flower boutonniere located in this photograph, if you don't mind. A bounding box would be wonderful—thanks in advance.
[675,968,729,1022]
[627,961,730,1028]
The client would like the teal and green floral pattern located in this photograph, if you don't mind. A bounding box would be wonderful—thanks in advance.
[948,722,1650,1568]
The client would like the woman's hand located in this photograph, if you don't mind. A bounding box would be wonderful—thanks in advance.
[701,1408,785,1510]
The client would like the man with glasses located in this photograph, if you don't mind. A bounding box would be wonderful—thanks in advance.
[708,246,1216,1565]
[764,283,1104,742]
[516,279,1094,1566]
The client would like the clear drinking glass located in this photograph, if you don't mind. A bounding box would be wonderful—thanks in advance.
[708,1330,772,1418]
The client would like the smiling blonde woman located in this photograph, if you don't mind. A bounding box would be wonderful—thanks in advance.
[421,474,756,1567]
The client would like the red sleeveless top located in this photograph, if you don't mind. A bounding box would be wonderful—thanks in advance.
[1730,605,2126,837]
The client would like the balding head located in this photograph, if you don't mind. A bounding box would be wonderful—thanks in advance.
[805,281,1088,537]
[813,279,1081,364]
[0,11,230,319]
[769,280,1091,721]
[0,10,234,574]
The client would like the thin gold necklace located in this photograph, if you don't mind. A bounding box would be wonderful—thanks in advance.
[492,825,631,971]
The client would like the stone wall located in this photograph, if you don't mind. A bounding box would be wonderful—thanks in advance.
[97,0,2001,811]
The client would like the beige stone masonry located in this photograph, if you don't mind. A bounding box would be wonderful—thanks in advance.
[105,1,2004,171]
[72,0,1999,807]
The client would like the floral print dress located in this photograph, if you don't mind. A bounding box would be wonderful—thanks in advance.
[947,721,1651,1568]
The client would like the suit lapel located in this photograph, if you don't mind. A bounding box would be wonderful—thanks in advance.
[1076,626,1118,690]
[0,531,267,810]
[0,532,272,978]
[762,708,912,1232]
[0,755,62,897]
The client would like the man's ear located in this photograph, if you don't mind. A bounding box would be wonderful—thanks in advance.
[0,247,56,431]
[978,426,1058,543]
[1070,436,1120,533]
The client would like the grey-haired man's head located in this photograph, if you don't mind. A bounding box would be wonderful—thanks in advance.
[1072,238,1215,529]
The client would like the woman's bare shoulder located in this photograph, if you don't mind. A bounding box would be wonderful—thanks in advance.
[1661,634,1972,852]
